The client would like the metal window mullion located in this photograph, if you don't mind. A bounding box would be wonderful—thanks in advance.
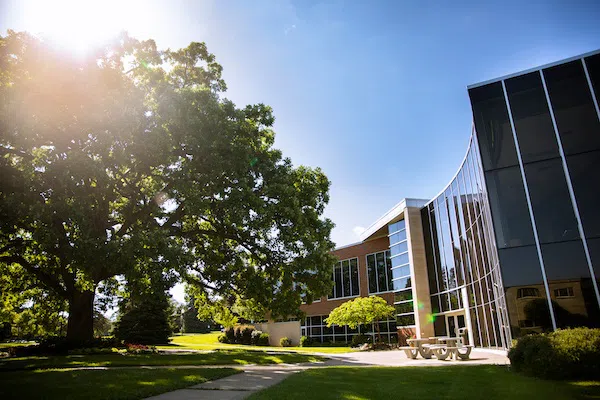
[501,79,558,331]
[540,68,600,310]
[428,206,442,295]
[582,58,600,122]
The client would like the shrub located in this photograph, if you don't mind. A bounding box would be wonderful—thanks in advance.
[280,337,292,347]
[234,328,243,344]
[218,334,229,344]
[508,327,600,380]
[300,336,312,347]
[113,296,172,345]
[351,334,370,347]
[225,327,236,344]
[257,333,270,346]
[125,343,158,354]
[241,327,254,345]
[251,330,263,345]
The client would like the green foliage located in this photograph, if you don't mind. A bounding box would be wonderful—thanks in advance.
[251,330,269,346]
[217,334,229,344]
[351,334,371,347]
[280,337,292,347]
[113,293,172,345]
[241,327,253,345]
[225,327,236,343]
[325,296,395,329]
[300,336,312,347]
[0,30,336,342]
[508,328,600,380]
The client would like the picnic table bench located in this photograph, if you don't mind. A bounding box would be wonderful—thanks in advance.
[400,336,473,360]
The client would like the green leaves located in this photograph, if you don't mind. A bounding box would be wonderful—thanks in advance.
[325,296,396,329]
[0,30,336,340]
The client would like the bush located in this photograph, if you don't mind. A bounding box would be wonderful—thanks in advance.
[251,330,263,345]
[257,333,270,346]
[351,334,370,347]
[241,327,254,345]
[508,328,600,380]
[280,337,292,347]
[234,328,243,344]
[113,296,172,345]
[125,344,158,354]
[300,336,312,347]
[218,334,229,344]
[225,328,235,344]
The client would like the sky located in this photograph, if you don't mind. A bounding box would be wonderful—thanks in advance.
[2,0,600,303]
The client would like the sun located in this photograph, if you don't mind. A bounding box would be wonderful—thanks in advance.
[23,0,142,54]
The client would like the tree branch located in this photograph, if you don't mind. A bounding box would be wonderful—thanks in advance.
[0,255,68,297]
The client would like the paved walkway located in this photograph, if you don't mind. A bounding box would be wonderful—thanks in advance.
[143,349,509,399]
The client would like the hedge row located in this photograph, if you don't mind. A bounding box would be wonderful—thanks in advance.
[508,327,600,380]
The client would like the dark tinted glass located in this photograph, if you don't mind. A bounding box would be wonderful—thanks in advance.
[541,240,600,328]
[367,254,377,293]
[470,82,519,171]
[525,158,580,243]
[584,54,600,110]
[567,150,600,238]
[544,60,600,155]
[376,252,387,292]
[334,263,343,298]
[422,206,439,293]
[498,245,554,334]
[485,166,535,248]
[586,237,600,287]
[505,72,559,163]
[342,260,351,297]
[350,258,359,296]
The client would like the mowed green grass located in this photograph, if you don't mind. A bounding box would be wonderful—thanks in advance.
[247,366,600,400]
[0,350,323,371]
[160,332,355,354]
[0,367,239,400]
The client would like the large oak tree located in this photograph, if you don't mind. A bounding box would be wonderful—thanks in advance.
[0,31,336,342]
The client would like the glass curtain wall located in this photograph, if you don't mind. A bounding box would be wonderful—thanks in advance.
[469,52,600,339]
[388,220,416,328]
[422,135,511,349]
[300,315,397,344]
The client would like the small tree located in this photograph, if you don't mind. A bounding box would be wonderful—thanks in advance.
[325,296,395,343]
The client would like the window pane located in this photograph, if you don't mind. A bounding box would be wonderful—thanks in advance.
[505,72,559,163]
[499,246,554,336]
[376,252,387,292]
[470,82,519,171]
[390,241,408,256]
[544,60,600,155]
[541,240,600,328]
[388,220,406,234]
[567,150,600,239]
[395,289,413,303]
[585,54,600,109]
[367,254,377,293]
[397,314,415,326]
[393,277,411,291]
[430,295,440,314]
[422,206,440,294]
[395,302,414,314]
[389,230,407,245]
[485,166,536,248]
[350,258,359,296]
[334,263,343,298]
[525,158,580,243]
[342,259,351,297]
[391,252,409,266]
[391,265,410,280]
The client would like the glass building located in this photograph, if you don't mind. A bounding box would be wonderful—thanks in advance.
[297,50,600,350]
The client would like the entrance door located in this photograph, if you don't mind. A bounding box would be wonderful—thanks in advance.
[446,314,466,337]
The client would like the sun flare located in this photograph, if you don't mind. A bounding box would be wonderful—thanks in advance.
[23,0,144,54]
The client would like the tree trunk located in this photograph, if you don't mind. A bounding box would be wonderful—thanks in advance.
[375,320,381,343]
[66,290,95,342]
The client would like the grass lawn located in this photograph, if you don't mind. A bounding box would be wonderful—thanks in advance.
[160,332,355,354]
[0,341,37,348]
[247,366,600,400]
[0,367,239,400]
[0,349,323,371]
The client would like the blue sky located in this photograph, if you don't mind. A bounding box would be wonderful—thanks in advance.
[2,0,600,245]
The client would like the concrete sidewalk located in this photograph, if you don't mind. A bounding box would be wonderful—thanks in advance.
[143,367,303,400]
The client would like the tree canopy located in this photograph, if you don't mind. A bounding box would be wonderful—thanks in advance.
[325,296,395,341]
[0,30,336,341]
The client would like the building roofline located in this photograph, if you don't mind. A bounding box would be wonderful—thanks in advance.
[467,48,600,90]
[333,241,363,251]
[359,198,429,242]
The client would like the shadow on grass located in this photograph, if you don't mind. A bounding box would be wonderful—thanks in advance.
[0,367,239,400]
